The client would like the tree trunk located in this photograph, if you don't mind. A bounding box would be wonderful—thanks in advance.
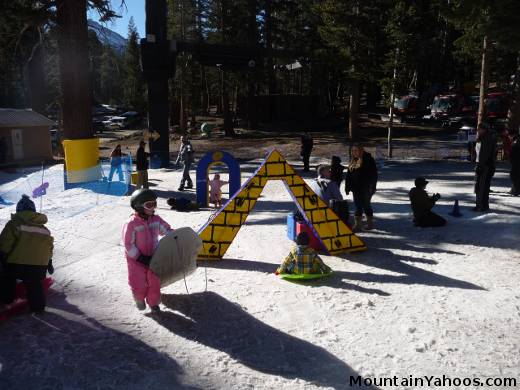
[247,75,257,129]
[200,65,209,115]
[222,70,235,136]
[25,39,46,114]
[506,53,520,134]
[477,35,488,128]
[349,79,360,141]
[388,48,399,158]
[56,0,92,139]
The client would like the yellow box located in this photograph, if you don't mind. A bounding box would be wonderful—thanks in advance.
[131,172,139,185]
[62,138,100,183]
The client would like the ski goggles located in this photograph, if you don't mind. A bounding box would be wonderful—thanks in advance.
[143,200,157,210]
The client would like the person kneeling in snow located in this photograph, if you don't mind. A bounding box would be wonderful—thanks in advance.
[276,232,331,275]
[0,195,54,314]
[409,177,446,228]
[122,189,172,313]
[167,197,200,211]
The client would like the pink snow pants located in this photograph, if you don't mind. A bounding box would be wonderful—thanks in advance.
[126,259,161,306]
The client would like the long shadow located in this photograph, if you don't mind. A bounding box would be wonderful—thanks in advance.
[0,291,197,390]
[154,292,380,390]
[202,258,390,296]
[363,232,463,256]
[341,247,485,291]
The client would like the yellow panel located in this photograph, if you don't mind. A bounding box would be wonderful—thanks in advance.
[266,163,284,177]
[197,149,366,260]
[303,197,319,210]
[225,213,242,226]
[338,221,352,235]
[62,138,100,183]
[311,210,327,223]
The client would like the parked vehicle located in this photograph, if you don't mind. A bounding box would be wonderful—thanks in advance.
[485,92,511,121]
[428,93,481,129]
[105,116,127,130]
[393,94,429,121]
[120,111,141,127]
[430,94,465,119]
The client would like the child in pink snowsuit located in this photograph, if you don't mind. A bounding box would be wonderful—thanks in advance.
[122,189,171,312]
[209,174,228,207]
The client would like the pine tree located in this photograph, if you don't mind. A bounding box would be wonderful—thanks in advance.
[317,0,389,140]
[445,0,520,129]
[123,17,146,111]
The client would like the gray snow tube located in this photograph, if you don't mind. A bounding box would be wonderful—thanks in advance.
[149,227,203,288]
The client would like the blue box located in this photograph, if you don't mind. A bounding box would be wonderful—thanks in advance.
[287,212,297,241]
[150,154,162,169]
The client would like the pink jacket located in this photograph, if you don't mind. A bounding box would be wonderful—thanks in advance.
[122,213,172,261]
[209,179,228,197]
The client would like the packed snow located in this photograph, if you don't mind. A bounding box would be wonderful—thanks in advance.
[1,156,519,390]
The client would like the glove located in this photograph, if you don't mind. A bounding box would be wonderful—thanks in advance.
[137,254,152,266]
[47,259,54,275]
[433,193,441,201]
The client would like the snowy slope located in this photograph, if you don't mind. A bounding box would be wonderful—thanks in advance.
[0,158,519,390]
[88,19,127,53]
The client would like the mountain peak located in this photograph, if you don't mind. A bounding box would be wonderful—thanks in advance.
[87,19,127,53]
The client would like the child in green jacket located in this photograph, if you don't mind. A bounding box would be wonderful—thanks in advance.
[0,195,54,313]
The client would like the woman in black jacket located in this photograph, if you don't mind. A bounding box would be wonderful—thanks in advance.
[345,145,378,231]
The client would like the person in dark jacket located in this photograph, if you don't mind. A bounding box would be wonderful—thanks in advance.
[175,136,195,191]
[301,132,313,172]
[136,140,149,189]
[330,155,345,187]
[344,144,378,231]
[409,177,446,227]
[474,124,497,211]
[0,137,7,164]
[0,195,54,313]
[509,135,520,196]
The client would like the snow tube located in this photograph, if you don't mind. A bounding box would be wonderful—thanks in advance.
[149,227,203,288]
[0,277,54,321]
[279,271,333,281]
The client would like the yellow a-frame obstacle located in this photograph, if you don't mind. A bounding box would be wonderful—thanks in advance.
[197,149,366,260]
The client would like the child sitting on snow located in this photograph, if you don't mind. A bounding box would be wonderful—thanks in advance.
[0,195,54,314]
[209,173,228,208]
[122,189,172,313]
[167,197,200,211]
[276,232,331,275]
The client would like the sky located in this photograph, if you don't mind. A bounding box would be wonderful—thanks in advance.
[88,0,146,39]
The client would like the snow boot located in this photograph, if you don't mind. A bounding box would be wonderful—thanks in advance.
[353,215,363,232]
[135,300,146,311]
[150,305,161,314]
[366,216,374,230]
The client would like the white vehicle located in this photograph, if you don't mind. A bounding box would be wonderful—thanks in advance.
[106,116,127,130]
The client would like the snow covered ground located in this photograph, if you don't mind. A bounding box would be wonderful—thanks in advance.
[1,156,519,390]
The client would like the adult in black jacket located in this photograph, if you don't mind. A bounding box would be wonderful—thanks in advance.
[509,135,520,196]
[345,145,378,230]
[330,155,345,187]
[136,140,149,189]
[474,124,497,211]
[301,132,313,172]
[409,177,446,227]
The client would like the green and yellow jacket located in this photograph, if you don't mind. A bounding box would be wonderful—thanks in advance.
[0,211,53,267]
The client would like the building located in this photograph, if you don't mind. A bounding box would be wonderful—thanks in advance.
[0,108,55,166]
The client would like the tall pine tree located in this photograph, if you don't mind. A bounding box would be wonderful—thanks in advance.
[123,17,146,111]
